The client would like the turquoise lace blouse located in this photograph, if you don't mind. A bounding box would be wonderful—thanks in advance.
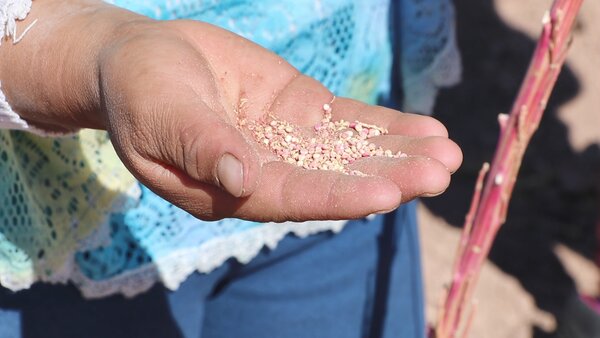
[0,0,460,298]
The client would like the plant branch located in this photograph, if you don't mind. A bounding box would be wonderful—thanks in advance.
[433,0,584,337]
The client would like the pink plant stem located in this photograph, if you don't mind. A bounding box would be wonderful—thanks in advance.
[434,0,583,337]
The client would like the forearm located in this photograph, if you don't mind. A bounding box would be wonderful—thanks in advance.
[0,0,149,131]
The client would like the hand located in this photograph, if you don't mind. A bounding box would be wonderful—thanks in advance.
[0,1,462,222]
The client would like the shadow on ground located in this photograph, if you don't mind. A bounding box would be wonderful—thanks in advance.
[422,1,600,336]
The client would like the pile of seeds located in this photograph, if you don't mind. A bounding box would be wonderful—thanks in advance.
[244,102,407,175]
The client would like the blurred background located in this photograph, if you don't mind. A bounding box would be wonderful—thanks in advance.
[420,0,600,337]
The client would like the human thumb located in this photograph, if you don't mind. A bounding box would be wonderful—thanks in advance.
[160,104,261,198]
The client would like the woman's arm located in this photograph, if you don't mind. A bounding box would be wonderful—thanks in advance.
[0,0,462,222]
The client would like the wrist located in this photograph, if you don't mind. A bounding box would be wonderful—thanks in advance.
[0,0,151,131]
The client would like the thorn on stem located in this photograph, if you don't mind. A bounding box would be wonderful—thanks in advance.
[494,173,504,185]
[497,113,509,130]
[543,11,551,24]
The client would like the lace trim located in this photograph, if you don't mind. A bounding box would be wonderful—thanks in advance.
[1,0,33,42]
[402,16,462,115]
[0,82,27,129]
[73,220,348,299]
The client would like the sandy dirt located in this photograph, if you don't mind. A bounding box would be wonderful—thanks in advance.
[420,1,600,337]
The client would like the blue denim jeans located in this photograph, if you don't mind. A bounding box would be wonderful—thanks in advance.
[0,202,424,338]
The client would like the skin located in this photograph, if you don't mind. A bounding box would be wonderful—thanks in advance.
[0,0,462,222]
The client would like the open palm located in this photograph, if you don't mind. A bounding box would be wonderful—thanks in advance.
[99,20,462,222]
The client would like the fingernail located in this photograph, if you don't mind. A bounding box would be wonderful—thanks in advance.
[375,207,397,215]
[422,189,446,198]
[217,153,244,197]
